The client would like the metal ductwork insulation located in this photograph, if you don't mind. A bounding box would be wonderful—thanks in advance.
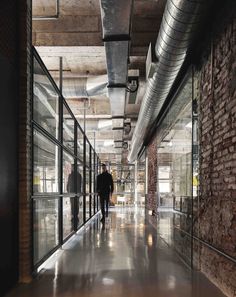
[34,74,108,98]
[99,0,133,134]
[128,0,209,163]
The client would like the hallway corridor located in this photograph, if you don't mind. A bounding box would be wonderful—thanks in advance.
[6,208,225,297]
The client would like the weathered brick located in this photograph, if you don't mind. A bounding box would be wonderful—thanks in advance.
[198,10,236,297]
[146,137,158,211]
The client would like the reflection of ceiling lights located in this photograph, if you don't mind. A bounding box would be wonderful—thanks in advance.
[102,278,115,285]
[185,121,192,128]
[167,141,172,147]
[98,120,112,129]
[104,140,114,147]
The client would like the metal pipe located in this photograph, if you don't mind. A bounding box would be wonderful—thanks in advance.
[128,0,210,162]
[59,56,63,92]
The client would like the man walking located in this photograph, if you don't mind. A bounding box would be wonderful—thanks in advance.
[97,163,114,222]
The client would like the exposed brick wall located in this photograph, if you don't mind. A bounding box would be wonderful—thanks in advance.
[146,136,158,212]
[197,6,236,296]
[18,0,32,283]
[0,2,19,295]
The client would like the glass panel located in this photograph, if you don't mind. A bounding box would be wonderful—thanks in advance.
[33,58,59,139]
[33,130,59,193]
[63,151,74,193]
[159,180,170,193]
[94,195,97,213]
[110,164,135,205]
[159,166,170,179]
[77,126,84,161]
[77,161,83,194]
[65,159,83,194]
[137,157,146,205]
[91,149,94,170]
[77,196,84,228]
[111,164,135,181]
[157,72,192,265]
[91,195,94,216]
[85,195,90,221]
[63,104,75,152]
[33,198,59,264]
[63,197,74,239]
[86,168,90,194]
[91,171,94,193]
[86,140,90,167]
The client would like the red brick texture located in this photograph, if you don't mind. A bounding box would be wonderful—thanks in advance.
[197,14,236,297]
[18,0,32,283]
[146,137,158,212]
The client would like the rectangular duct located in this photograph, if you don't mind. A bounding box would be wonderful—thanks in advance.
[112,118,124,129]
[100,0,134,156]
[108,88,126,117]
[100,0,133,38]
[105,41,129,86]
[113,130,123,141]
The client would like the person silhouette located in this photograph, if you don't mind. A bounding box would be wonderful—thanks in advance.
[96,164,113,222]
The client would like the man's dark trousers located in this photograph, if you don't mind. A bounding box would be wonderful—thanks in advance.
[100,193,109,219]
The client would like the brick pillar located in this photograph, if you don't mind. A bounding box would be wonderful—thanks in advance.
[18,0,32,283]
[146,136,158,212]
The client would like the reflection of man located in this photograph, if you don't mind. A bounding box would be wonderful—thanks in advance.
[67,165,82,193]
[97,164,114,222]
[67,165,83,227]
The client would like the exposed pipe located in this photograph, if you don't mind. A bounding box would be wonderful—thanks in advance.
[128,0,210,163]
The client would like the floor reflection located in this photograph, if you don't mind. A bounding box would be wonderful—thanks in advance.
[6,207,225,297]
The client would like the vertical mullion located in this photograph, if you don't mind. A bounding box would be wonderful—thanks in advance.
[83,135,86,223]
[59,57,64,244]
[89,146,92,218]
[74,122,77,231]
[31,51,35,272]
[59,97,63,245]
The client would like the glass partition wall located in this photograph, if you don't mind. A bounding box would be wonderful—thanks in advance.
[32,49,100,268]
[110,164,135,205]
[156,70,194,267]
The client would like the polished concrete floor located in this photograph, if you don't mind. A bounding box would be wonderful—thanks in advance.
[6,207,225,297]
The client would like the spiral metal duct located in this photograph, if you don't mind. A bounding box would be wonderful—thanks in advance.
[128,0,209,163]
